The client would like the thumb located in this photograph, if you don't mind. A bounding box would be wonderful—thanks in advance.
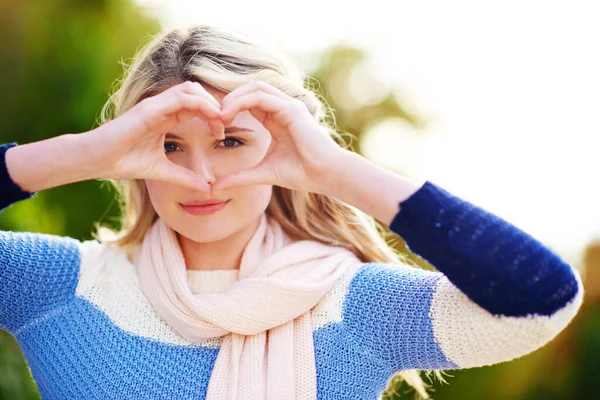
[154,161,212,192]
[212,165,272,192]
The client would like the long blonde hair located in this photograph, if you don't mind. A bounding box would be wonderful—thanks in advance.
[92,24,447,399]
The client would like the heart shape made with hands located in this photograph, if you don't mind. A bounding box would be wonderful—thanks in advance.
[206,80,345,195]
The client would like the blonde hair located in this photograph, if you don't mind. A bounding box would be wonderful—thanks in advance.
[92,24,448,399]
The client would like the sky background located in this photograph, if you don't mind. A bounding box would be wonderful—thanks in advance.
[135,0,600,267]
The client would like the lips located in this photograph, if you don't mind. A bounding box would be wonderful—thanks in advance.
[180,199,230,216]
[181,199,229,207]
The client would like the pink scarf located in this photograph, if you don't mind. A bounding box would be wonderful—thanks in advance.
[136,212,363,399]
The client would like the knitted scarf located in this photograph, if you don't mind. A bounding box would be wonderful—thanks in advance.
[136,212,363,399]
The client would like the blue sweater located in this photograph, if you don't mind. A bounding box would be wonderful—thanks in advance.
[0,141,583,399]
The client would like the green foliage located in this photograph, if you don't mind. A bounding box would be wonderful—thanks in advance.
[0,1,159,398]
[0,333,38,400]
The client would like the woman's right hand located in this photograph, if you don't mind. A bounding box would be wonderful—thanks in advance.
[86,81,225,192]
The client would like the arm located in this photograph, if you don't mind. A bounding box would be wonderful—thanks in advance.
[0,138,96,334]
[325,152,583,371]
[4,133,100,194]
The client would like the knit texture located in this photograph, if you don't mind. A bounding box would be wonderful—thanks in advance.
[187,269,239,294]
[0,142,584,399]
[137,209,364,399]
[0,142,36,209]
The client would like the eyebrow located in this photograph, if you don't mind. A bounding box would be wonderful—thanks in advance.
[165,126,253,140]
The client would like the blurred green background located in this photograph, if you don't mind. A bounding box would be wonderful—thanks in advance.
[1,0,598,399]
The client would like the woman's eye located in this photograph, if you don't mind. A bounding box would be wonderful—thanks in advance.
[218,137,244,149]
[164,142,181,154]
[164,138,243,154]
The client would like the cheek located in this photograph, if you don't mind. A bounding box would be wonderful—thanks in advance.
[231,185,273,214]
[145,180,180,214]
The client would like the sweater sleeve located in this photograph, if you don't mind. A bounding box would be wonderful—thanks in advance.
[0,142,37,209]
[342,180,584,372]
[0,142,81,335]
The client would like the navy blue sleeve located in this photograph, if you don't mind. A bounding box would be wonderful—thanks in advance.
[388,180,581,318]
[0,142,36,210]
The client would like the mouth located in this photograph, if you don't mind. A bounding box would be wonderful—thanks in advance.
[179,200,230,216]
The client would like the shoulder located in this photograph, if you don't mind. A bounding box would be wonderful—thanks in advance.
[310,260,442,331]
[0,229,81,255]
[74,239,138,288]
[311,260,436,329]
[0,230,84,279]
[0,231,84,333]
[344,261,444,297]
[0,231,133,277]
[339,261,446,332]
[75,239,130,267]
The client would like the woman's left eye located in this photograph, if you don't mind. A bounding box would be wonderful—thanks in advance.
[164,142,181,154]
[217,137,244,149]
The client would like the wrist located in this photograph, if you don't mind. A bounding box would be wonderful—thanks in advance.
[315,149,362,197]
[321,149,381,197]
[316,150,426,225]
[74,128,114,179]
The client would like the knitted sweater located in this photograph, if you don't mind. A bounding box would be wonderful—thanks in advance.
[0,141,584,399]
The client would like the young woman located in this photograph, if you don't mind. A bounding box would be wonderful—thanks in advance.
[0,25,583,400]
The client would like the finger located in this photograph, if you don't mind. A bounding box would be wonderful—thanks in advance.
[163,92,225,140]
[170,92,222,120]
[208,119,225,140]
[221,91,286,127]
[212,164,272,192]
[181,81,222,110]
[154,160,212,192]
[221,80,289,110]
[141,92,219,126]
[177,82,226,140]
[170,80,221,111]
[143,92,222,137]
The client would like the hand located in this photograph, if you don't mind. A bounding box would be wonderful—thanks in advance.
[211,81,347,194]
[87,81,226,191]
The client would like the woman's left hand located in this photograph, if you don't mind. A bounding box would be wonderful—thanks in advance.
[211,80,349,194]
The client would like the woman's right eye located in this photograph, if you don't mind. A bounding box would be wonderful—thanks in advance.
[164,142,181,154]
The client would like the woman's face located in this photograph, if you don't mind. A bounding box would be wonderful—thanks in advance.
[144,85,273,243]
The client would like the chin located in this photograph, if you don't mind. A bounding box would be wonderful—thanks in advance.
[176,220,239,243]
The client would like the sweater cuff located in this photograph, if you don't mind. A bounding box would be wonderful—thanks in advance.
[0,142,36,210]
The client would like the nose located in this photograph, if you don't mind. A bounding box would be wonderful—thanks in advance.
[191,156,216,186]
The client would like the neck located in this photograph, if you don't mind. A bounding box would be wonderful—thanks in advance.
[178,217,261,271]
